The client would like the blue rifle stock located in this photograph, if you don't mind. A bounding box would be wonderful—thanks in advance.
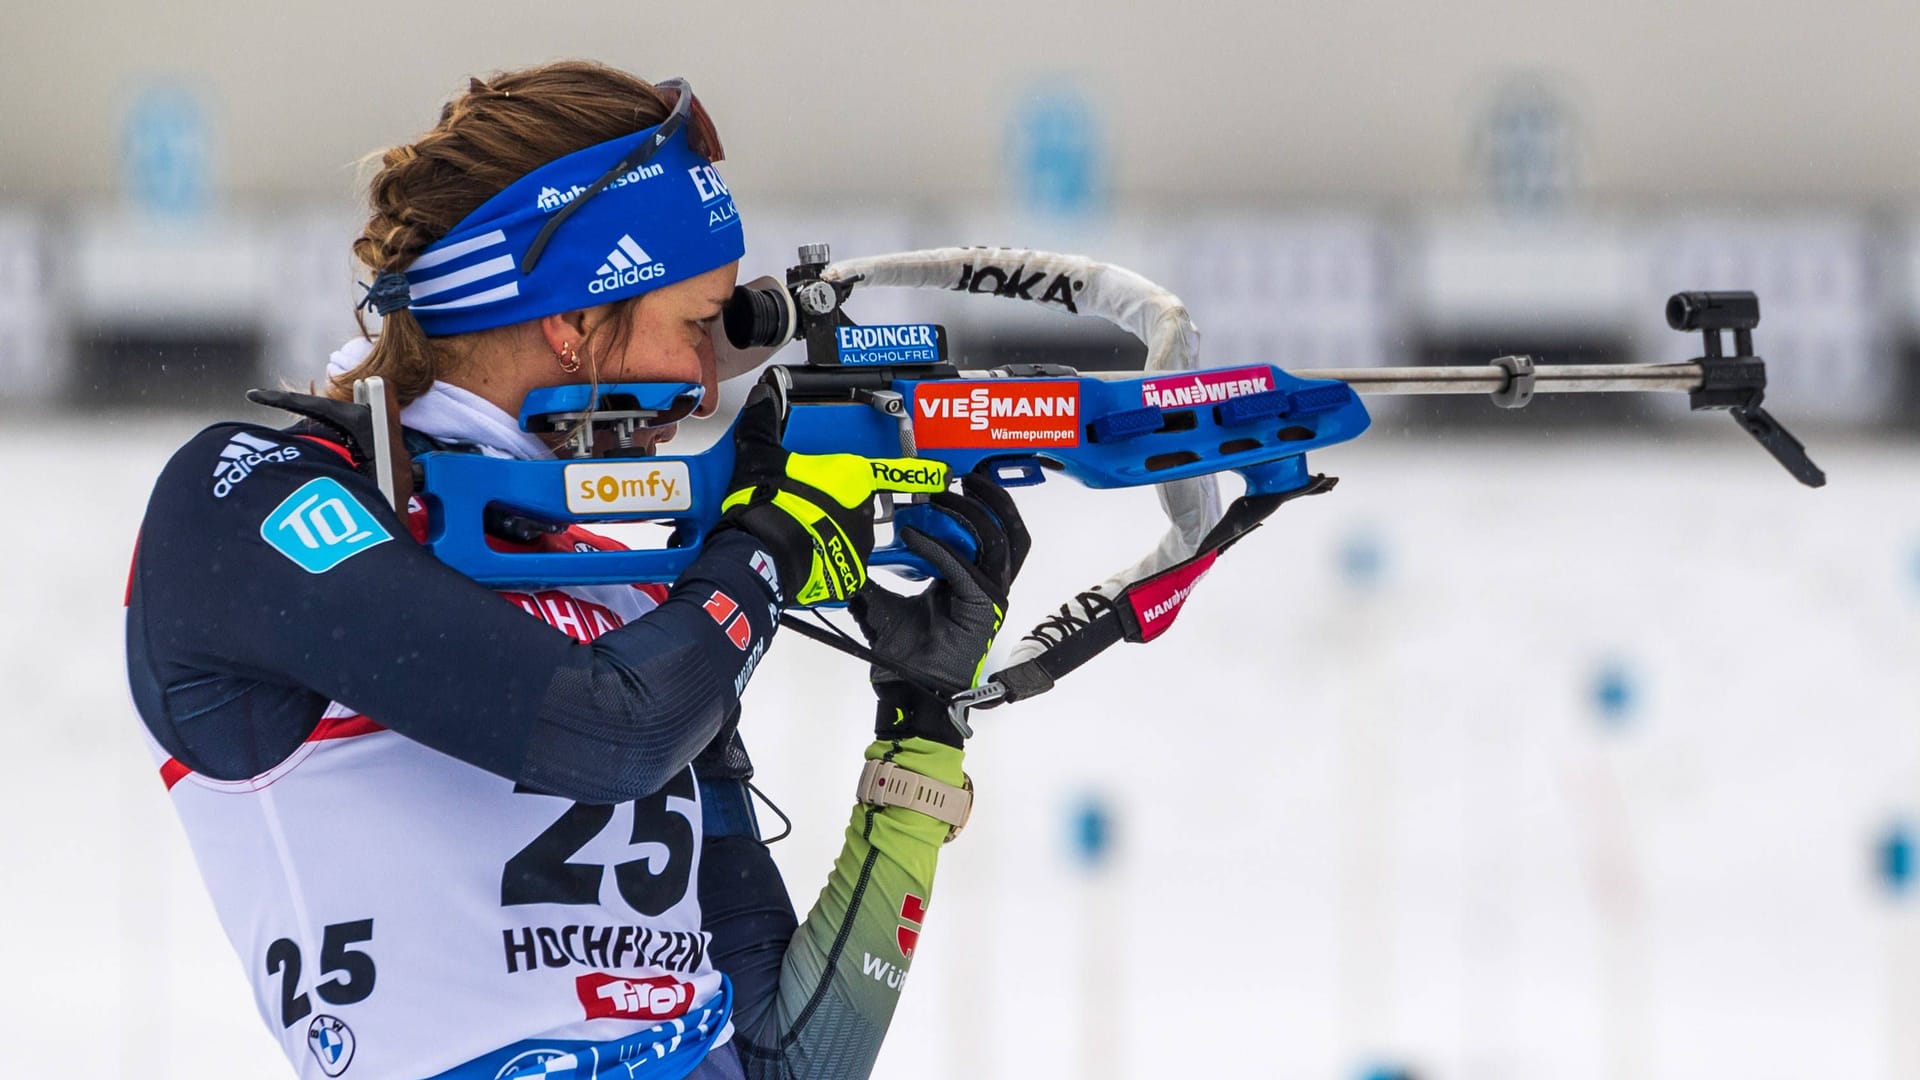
[318,241,1819,720]
[414,364,1371,590]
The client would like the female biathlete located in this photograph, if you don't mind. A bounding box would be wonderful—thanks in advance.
[125,61,1027,1080]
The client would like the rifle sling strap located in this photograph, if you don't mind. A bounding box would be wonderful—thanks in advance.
[984,473,1338,707]
[775,473,1337,717]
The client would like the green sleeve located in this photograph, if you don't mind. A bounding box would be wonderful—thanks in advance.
[732,737,962,1079]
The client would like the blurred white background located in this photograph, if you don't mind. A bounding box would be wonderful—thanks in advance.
[4,1,1918,1077]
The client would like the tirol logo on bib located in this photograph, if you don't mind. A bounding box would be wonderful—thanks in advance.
[912,382,1080,450]
[575,973,695,1022]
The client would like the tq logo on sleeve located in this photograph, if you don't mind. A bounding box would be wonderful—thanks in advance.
[261,477,392,574]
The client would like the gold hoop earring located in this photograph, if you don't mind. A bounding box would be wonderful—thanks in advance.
[556,343,581,374]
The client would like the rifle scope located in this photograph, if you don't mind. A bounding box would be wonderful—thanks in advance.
[724,284,796,350]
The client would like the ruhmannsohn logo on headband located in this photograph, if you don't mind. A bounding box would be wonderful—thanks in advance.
[590,235,667,295]
[537,161,665,213]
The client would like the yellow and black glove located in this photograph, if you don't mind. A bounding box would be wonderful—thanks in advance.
[720,384,949,607]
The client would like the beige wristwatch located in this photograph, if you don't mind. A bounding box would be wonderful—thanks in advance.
[856,759,974,843]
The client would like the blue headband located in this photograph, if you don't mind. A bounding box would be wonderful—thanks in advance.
[400,121,744,337]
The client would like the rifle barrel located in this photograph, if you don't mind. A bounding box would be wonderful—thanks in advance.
[1066,362,1708,396]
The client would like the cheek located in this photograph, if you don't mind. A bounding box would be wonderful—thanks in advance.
[608,322,702,385]
[694,337,720,417]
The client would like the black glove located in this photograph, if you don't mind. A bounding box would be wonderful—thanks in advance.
[851,472,1031,747]
[720,384,948,607]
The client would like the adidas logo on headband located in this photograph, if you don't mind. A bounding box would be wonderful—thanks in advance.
[590,234,667,295]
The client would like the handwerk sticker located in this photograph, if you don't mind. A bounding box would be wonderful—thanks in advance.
[1139,366,1275,409]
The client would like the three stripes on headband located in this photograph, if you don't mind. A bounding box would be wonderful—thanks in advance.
[407,230,521,312]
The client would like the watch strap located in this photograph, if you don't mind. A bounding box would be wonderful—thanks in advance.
[856,758,973,841]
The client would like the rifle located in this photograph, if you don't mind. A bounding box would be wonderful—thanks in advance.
[400,245,1823,724]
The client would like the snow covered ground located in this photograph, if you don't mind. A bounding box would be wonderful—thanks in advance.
[11,411,1918,1079]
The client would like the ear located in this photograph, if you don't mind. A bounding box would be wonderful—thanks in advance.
[538,310,591,355]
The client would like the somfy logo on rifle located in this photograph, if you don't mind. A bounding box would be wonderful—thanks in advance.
[565,462,693,514]
[951,261,1084,313]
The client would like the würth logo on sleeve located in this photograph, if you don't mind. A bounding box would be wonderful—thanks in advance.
[590,235,666,295]
[702,589,753,650]
[575,973,694,1022]
[896,893,927,958]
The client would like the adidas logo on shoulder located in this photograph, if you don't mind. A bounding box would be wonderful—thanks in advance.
[212,431,301,499]
[589,235,666,295]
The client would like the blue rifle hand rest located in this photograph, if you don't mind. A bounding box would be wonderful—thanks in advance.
[415,365,1372,591]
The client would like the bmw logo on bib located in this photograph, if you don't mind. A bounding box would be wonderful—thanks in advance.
[307,1015,356,1077]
